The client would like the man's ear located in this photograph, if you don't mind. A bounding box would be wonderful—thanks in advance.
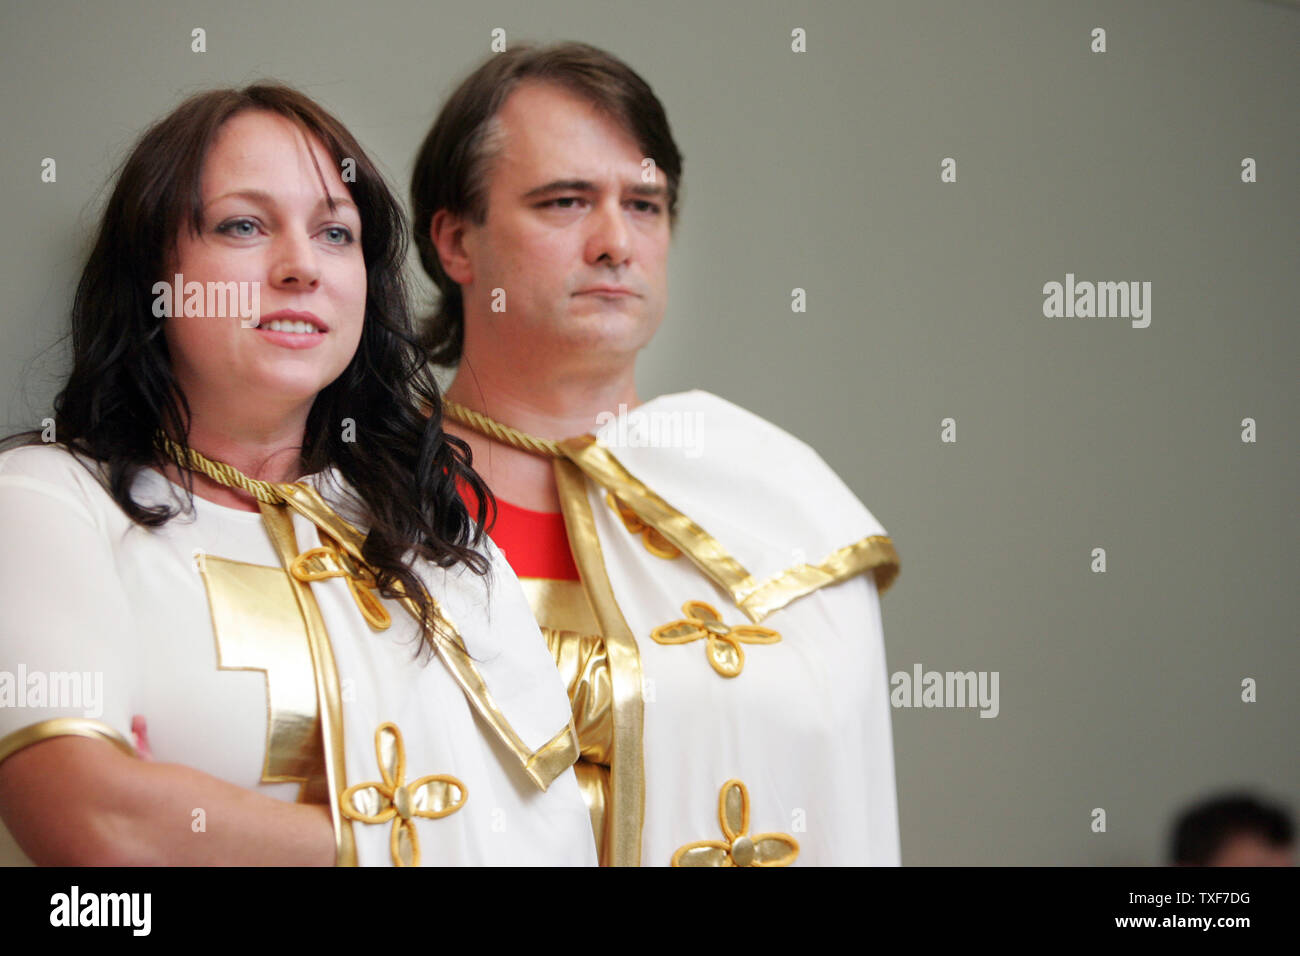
[430,209,474,286]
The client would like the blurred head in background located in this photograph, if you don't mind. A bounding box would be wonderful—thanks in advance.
[1170,793,1294,866]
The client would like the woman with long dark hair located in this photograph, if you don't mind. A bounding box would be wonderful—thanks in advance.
[0,85,594,866]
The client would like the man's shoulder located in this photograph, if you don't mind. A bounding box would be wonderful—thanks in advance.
[638,388,797,434]
[633,388,821,454]
[597,390,895,584]
[629,389,854,492]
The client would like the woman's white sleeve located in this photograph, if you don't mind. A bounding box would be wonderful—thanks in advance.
[0,461,138,763]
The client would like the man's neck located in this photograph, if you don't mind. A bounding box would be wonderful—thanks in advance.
[442,363,640,513]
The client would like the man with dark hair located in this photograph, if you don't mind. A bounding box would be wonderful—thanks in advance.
[411,41,901,866]
[1170,793,1295,866]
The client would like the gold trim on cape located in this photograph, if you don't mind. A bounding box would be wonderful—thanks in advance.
[554,458,645,867]
[737,535,900,620]
[518,577,600,636]
[0,717,136,769]
[557,436,899,624]
[260,502,358,867]
[155,435,578,794]
[198,554,327,801]
[274,482,579,792]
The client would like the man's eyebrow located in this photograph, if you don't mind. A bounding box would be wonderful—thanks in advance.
[521,179,597,200]
[521,179,669,201]
[204,189,358,213]
[626,182,668,199]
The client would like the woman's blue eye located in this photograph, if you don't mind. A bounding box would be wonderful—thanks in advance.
[322,226,355,244]
[217,218,258,237]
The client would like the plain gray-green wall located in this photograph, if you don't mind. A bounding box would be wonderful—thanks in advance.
[1,0,1295,865]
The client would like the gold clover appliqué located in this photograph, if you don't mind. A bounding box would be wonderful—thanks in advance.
[650,600,780,677]
[290,535,392,631]
[671,779,800,867]
[605,492,681,560]
[339,722,467,867]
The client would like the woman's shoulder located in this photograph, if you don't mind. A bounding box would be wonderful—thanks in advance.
[0,442,118,529]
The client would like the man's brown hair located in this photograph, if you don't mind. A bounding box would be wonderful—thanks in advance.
[410,41,684,365]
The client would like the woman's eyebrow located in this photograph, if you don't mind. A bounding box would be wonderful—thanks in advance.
[204,189,358,213]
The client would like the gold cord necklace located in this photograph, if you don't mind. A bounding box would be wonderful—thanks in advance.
[440,398,675,556]
[155,431,291,504]
[440,398,566,459]
[154,430,393,630]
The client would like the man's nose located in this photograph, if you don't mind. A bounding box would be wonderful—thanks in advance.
[269,231,322,289]
[584,199,632,267]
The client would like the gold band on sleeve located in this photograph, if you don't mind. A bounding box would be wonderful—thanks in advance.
[554,458,645,867]
[0,718,136,769]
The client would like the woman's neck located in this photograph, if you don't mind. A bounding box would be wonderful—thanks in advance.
[163,418,310,513]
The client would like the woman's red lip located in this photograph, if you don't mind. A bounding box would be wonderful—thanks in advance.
[254,326,327,349]
[258,310,330,331]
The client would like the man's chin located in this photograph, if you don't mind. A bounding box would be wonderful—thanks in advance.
[554,309,659,351]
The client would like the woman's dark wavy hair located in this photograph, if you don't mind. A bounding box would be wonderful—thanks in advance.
[1,83,495,657]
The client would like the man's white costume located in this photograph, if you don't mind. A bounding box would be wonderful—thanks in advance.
[449,389,901,866]
[0,444,595,866]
